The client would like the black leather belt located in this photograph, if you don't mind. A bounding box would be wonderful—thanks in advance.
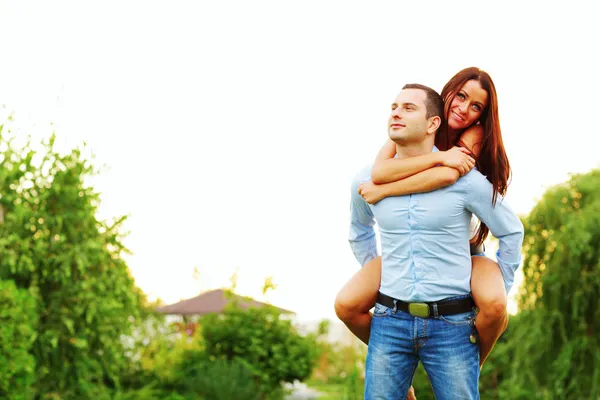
[470,242,485,255]
[376,292,475,318]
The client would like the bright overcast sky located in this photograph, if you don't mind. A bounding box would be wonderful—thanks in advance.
[1,1,599,321]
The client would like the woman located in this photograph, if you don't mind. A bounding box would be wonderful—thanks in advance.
[335,67,511,375]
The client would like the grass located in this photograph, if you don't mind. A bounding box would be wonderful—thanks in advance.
[305,379,363,400]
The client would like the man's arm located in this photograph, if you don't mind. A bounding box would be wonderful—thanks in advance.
[348,169,379,266]
[465,172,525,293]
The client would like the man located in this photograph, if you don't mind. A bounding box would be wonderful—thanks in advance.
[349,84,524,399]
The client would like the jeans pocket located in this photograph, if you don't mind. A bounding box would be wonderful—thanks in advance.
[439,311,475,325]
[372,303,389,317]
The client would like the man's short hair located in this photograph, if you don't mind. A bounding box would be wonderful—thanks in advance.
[402,83,444,120]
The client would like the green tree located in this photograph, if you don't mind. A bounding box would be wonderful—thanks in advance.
[0,279,38,399]
[0,127,145,398]
[496,168,600,399]
[201,296,318,397]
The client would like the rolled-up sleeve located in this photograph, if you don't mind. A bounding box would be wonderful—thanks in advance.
[465,172,524,293]
[348,170,378,267]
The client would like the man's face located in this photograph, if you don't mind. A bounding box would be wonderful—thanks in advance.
[388,89,431,144]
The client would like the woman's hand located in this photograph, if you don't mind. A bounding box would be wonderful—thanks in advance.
[358,181,387,205]
[441,147,476,176]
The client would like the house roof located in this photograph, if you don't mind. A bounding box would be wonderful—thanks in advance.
[155,288,295,316]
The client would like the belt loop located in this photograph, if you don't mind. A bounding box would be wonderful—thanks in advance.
[433,303,439,318]
[392,299,398,314]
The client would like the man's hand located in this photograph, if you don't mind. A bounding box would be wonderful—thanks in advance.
[406,385,417,400]
[358,181,387,205]
[441,146,475,176]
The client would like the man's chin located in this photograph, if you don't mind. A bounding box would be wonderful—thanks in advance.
[388,133,405,143]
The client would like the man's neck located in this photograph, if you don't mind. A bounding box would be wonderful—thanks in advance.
[395,141,435,159]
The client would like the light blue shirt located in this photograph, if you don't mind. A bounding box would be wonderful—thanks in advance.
[348,151,524,302]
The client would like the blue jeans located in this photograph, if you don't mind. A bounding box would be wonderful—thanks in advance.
[365,295,480,400]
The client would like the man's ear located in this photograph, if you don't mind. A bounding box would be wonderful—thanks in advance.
[427,116,441,135]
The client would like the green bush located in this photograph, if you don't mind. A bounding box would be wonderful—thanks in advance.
[180,354,261,400]
[118,311,264,399]
[112,383,164,400]
[120,312,207,397]
[202,298,318,396]
[0,279,37,400]
[113,381,194,400]
[127,311,202,384]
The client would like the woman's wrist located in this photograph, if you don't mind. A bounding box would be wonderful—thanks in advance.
[435,151,447,166]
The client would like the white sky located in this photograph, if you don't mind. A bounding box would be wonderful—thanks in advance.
[1,1,599,321]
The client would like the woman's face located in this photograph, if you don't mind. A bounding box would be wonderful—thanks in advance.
[447,79,489,131]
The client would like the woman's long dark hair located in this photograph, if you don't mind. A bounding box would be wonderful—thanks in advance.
[436,67,511,246]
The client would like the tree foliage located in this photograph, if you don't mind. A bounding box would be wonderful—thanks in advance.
[482,168,600,399]
[0,279,38,399]
[202,296,318,396]
[0,127,145,398]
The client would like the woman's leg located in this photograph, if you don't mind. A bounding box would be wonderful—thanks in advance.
[470,256,508,368]
[334,256,381,345]
[333,256,417,400]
